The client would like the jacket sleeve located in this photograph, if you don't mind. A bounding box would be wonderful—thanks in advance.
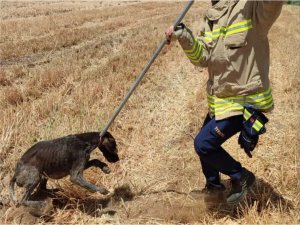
[255,1,283,36]
[176,25,210,68]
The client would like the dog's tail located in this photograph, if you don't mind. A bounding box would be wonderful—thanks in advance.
[9,174,17,204]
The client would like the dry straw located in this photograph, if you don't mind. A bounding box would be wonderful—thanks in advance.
[0,1,299,224]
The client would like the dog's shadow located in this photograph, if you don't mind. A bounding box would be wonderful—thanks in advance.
[29,184,135,218]
[206,178,294,219]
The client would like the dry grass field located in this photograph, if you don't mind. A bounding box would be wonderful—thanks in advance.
[0,0,299,224]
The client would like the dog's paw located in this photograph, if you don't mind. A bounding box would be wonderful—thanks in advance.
[102,166,111,174]
[98,187,110,195]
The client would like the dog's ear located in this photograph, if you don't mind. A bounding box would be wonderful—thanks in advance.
[100,132,117,151]
[101,136,110,146]
[104,131,113,139]
[101,132,115,143]
[99,132,119,163]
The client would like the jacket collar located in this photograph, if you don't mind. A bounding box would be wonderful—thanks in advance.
[206,0,239,21]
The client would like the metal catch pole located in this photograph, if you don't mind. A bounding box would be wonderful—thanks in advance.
[100,0,194,137]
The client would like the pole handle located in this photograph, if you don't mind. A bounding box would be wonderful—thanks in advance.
[100,0,194,137]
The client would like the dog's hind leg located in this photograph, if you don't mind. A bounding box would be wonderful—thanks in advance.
[85,159,111,174]
[36,177,47,192]
[22,187,47,208]
[16,166,46,208]
[9,175,18,205]
[36,177,59,195]
[20,177,45,208]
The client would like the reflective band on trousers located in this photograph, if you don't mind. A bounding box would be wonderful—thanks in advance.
[204,19,253,41]
[207,88,274,117]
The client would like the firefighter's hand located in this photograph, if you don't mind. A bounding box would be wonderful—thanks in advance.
[165,23,185,45]
[238,130,259,158]
[165,26,175,45]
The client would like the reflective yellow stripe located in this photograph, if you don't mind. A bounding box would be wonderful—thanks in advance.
[185,42,200,57]
[189,58,200,64]
[243,108,252,120]
[227,19,252,30]
[208,88,273,117]
[204,19,253,41]
[253,119,264,132]
[184,38,203,63]
[226,25,253,36]
[204,36,213,41]
[184,38,198,53]
[204,32,213,41]
[246,88,271,100]
[247,95,273,104]
[254,119,264,130]
[187,43,203,60]
[257,100,274,110]
[209,87,271,103]
[214,103,244,112]
[253,124,260,132]
[215,105,244,116]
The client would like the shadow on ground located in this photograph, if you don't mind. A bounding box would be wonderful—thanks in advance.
[207,178,294,220]
[27,184,135,219]
[2,179,293,223]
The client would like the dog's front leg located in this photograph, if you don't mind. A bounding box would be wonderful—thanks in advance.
[85,159,110,174]
[70,172,109,195]
[70,164,109,195]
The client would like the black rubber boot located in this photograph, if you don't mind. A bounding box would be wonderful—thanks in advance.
[202,182,225,194]
[226,167,256,205]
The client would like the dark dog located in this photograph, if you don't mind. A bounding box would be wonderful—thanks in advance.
[9,131,119,208]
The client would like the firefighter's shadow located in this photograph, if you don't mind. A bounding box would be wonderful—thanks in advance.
[30,184,135,218]
[247,178,293,211]
[207,178,294,219]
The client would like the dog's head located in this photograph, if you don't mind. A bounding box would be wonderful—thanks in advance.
[98,131,119,163]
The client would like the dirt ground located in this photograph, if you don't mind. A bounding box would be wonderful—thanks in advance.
[0,1,299,224]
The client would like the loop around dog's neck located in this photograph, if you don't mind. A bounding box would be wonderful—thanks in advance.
[99,136,104,146]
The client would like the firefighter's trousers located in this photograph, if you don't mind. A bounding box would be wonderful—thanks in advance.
[194,114,244,185]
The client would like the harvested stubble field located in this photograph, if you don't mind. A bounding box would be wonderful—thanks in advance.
[0,0,299,224]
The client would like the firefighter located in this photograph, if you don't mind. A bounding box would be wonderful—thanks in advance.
[165,0,283,204]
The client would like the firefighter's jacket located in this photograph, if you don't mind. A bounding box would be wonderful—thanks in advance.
[177,0,283,120]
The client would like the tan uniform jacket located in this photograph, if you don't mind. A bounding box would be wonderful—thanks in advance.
[177,1,283,111]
